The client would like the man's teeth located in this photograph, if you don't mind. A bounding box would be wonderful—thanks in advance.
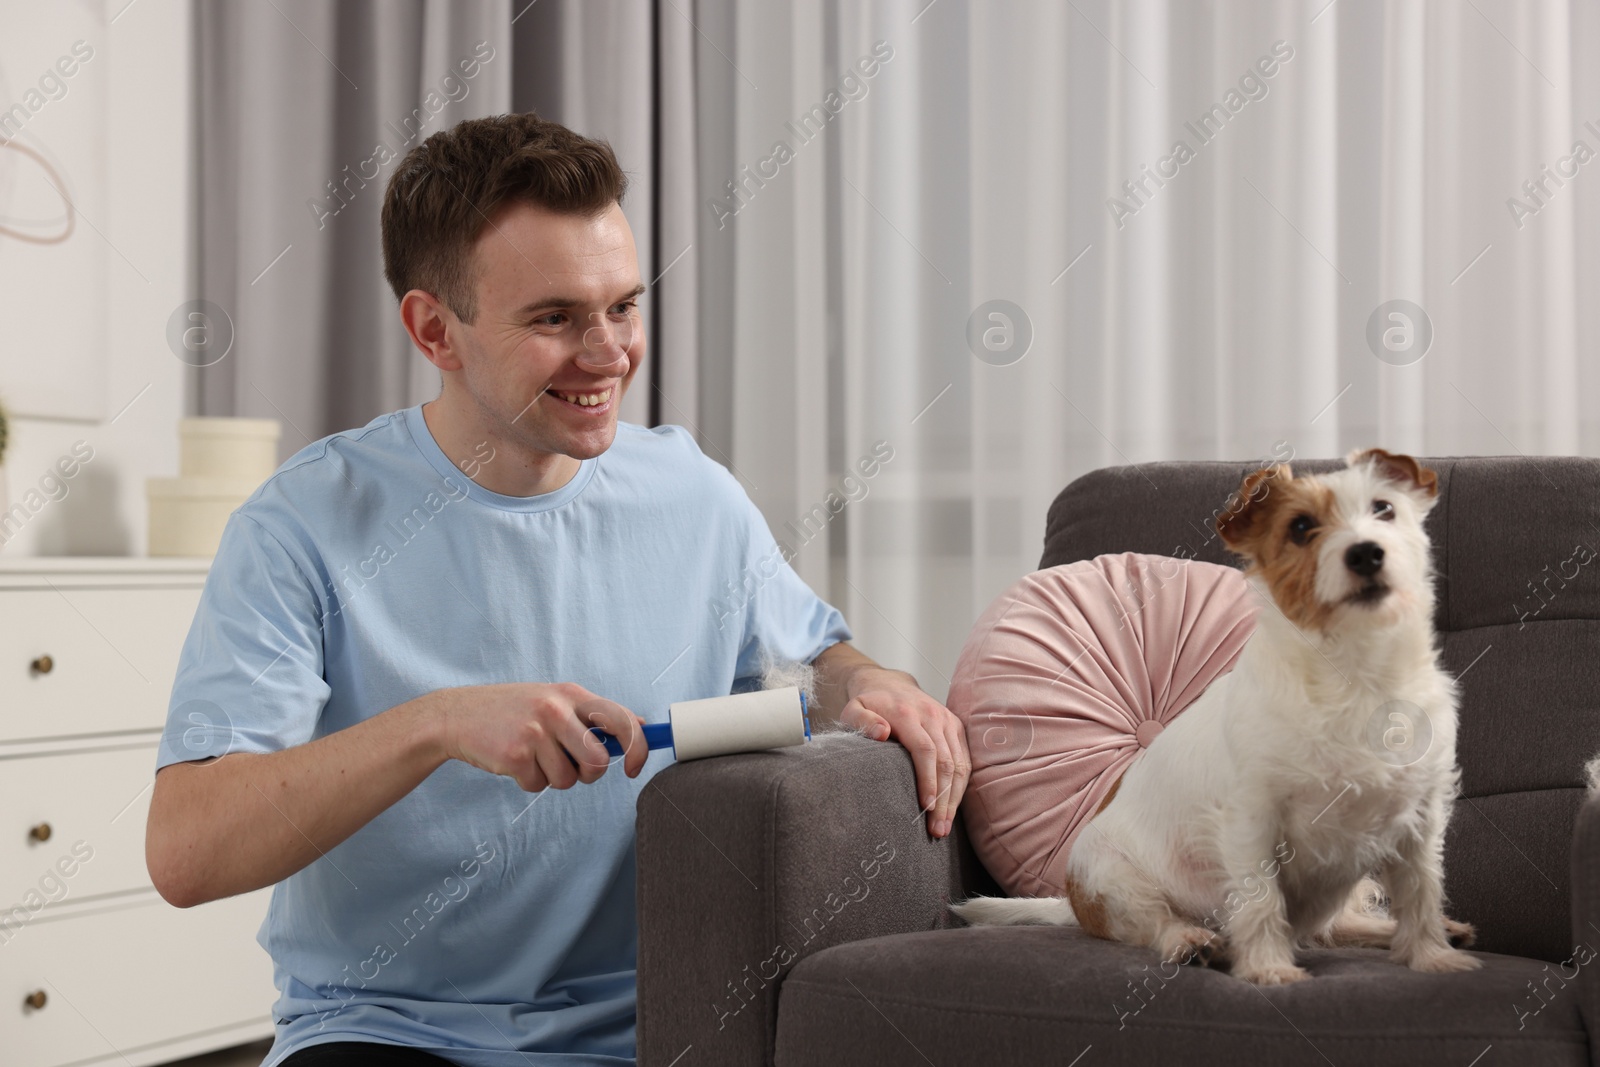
[554,389,612,407]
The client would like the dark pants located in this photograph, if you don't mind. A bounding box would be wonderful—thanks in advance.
[279,1043,458,1065]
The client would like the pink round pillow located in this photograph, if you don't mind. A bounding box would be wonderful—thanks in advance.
[947,553,1257,898]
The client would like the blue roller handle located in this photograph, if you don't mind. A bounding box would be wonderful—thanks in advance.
[589,721,675,758]
[587,692,810,757]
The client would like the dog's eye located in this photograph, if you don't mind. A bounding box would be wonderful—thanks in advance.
[1288,514,1317,545]
[1372,499,1395,521]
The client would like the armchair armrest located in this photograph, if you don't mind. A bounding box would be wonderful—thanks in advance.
[635,733,990,1067]
[1572,789,1600,1065]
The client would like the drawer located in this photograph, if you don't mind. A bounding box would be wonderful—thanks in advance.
[0,744,159,906]
[0,587,202,742]
[2,889,275,1067]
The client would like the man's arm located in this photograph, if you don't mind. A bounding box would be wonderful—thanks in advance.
[810,642,971,839]
[145,684,647,908]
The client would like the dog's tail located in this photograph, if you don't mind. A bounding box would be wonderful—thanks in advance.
[950,895,1078,927]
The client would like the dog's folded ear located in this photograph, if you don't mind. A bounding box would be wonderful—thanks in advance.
[1216,463,1291,550]
[1346,448,1439,503]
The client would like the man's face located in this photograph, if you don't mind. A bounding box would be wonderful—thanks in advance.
[447,200,645,462]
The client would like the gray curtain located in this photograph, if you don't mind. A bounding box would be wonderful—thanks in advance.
[508,0,698,431]
[193,0,704,457]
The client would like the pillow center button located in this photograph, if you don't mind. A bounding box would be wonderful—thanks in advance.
[1134,719,1165,748]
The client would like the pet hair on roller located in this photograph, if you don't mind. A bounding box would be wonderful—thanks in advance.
[589,686,810,761]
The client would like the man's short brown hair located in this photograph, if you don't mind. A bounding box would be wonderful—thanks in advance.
[381,112,628,323]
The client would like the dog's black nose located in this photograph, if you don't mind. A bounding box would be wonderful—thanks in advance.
[1346,541,1385,576]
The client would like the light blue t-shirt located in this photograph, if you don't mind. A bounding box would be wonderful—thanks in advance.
[156,405,850,1066]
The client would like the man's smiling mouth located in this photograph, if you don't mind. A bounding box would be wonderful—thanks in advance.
[553,388,613,409]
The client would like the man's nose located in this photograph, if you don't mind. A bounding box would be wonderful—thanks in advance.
[577,315,631,374]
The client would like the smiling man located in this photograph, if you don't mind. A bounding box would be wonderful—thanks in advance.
[145,112,970,1066]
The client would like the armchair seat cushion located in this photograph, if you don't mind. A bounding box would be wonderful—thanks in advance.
[775,927,1587,1066]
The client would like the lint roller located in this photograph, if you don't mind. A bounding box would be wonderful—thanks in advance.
[589,686,811,762]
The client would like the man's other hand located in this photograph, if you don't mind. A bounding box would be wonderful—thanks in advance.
[838,668,971,838]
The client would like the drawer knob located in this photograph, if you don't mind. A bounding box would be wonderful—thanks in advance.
[30,655,54,675]
[28,823,51,843]
[24,990,46,1011]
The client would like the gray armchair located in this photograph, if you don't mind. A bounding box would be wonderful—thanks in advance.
[637,457,1600,1065]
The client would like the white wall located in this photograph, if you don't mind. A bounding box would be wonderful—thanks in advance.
[0,0,190,557]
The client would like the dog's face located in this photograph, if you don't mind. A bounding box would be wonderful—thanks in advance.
[1215,449,1438,632]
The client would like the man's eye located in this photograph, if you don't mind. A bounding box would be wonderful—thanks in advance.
[1373,499,1395,521]
[609,299,639,317]
[1288,514,1317,544]
[532,313,566,329]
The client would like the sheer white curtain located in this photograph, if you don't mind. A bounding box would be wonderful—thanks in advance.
[693,0,1600,689]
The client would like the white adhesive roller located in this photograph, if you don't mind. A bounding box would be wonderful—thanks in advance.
[669,687,807,760]
[588,686,810,761]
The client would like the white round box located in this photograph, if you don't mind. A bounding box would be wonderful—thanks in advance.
[178,417,281,481]
[146,477,260,557]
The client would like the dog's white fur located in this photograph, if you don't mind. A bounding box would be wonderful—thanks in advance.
[954,450,1481,985]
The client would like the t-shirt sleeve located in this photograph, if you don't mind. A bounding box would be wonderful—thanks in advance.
[156,511,333,771]
[728,490,853,690]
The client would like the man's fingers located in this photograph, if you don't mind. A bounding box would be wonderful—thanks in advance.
[514,766,550,793]
[840,702,892,742]
[534,739,582,790]
[932,712,956,827]
[847,699,947,835]
[930,716,959,834]
[934,713,970,834]
[580,700,649,778]
[556,705,615,785]
[622,713,649,777]
[944,712,972,816]
[898,722,943,828]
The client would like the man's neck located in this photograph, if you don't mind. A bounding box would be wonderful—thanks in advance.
[421,398,581,498]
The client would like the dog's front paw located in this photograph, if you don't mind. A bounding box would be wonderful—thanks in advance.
[1443,918,1476,948]
[1236,963,1309,986]
[1399,947,1482,974]
[1161,926,1225,968]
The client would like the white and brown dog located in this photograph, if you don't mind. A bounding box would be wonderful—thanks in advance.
[954,449,1480,985]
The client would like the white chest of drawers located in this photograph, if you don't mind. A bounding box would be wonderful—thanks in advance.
[0,558,276,1067]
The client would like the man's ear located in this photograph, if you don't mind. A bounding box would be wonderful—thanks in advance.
[1216,464,1290,551]
[1347,448,1438,508]
[399,289,464,372]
